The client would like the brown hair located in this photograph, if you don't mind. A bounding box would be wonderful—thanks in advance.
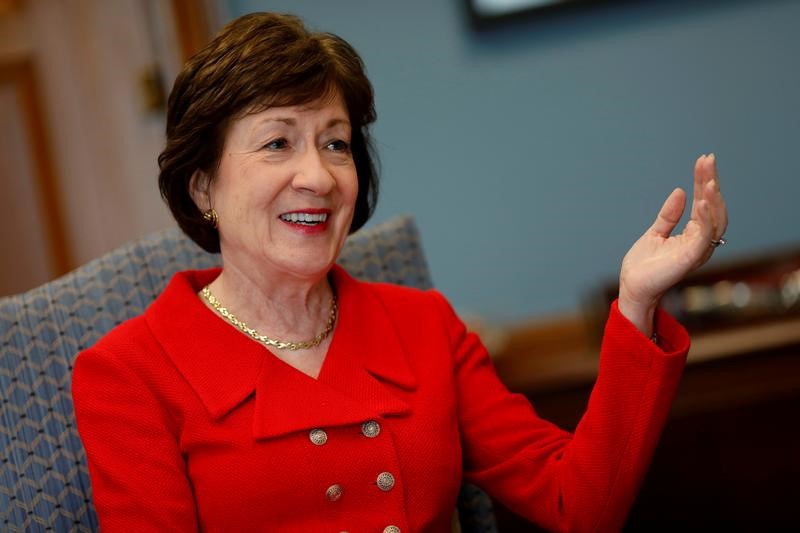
[158,12,378,253]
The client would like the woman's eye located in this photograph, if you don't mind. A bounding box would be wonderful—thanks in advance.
[326,139,350,152]
[264,138,289,151]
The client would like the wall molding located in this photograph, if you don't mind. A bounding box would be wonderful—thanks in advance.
[0,58,72,276]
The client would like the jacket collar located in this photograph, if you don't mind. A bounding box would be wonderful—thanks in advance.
[145,265,417,439]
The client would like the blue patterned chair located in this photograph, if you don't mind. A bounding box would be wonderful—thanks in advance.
[0,215,497,532]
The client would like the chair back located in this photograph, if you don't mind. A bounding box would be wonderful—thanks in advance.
[0,215,496,532]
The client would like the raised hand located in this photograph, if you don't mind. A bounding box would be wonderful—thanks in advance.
[618,154,729,336]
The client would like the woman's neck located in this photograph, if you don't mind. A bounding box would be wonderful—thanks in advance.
[205,261,335,344]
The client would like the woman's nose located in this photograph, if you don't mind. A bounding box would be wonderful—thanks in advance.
[291,149,335,195]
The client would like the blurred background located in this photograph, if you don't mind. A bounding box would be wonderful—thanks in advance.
[2,0,798,530]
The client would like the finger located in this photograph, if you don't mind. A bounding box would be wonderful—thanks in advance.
[691,187,715,235]
[698,200,718,263]
[691,154,713,221]
[705,179,728,240]
[692,154,706,209]
[706,155,729,238]
[687,199,716,265]
[649,188,686,238]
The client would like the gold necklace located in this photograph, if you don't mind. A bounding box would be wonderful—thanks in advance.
[200,286,337,351]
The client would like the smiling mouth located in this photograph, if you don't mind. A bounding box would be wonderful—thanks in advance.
[279,212,329,226]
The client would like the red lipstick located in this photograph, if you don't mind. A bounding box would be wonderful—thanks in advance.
[278,208,331,235]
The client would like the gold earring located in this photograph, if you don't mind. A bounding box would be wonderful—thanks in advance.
[202,208,218,228]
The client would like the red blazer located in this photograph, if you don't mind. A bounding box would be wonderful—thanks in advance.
[72,266,689,532]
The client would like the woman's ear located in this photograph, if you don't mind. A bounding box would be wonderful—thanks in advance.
[189,170,211,211]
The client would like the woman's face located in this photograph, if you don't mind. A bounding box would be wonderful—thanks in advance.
[196,92,358,282]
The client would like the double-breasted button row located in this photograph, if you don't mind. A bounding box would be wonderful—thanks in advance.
[316,421,391,509]
[309,421,380,446]
[326,471,395,503]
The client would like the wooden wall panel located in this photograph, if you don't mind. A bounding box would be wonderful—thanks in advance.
[0,59,71,295]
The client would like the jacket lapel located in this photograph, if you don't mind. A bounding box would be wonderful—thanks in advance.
[145,269,265,420]
[147,266,418,441]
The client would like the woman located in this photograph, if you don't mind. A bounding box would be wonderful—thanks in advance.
[72,12,728,533]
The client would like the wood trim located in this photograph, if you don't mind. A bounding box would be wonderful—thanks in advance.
[492,312,598,393]
[0,0,23,17]
[0,59,72,275]
[492,310,800,394]
[171,0,212,61]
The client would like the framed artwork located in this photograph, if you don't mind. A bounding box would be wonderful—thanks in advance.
[466,0,611,29]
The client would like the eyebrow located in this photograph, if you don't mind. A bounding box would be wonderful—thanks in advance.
[255,117,351,128]
[260,117,294,126]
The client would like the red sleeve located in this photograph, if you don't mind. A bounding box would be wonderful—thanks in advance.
[431,293,689,532]
[72,346,199,532]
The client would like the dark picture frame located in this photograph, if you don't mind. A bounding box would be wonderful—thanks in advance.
[465,0,616,30]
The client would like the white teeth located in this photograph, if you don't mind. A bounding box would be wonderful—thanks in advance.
[280,212,328,224]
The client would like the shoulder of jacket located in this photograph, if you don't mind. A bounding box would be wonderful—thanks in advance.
[359,279,438,306]
[76,312,163,370]
[354,280,457,328]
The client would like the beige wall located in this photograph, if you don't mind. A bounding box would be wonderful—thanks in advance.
[1,0,185,295]
[0,80,53,294]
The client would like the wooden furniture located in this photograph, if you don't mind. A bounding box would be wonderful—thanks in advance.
[490,311,800,530]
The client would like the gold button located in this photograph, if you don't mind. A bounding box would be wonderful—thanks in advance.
[326,484,343,501]
[361,420,381,438]
[376,471,395,491]
[383,526,401,533]
[309,428,328,446]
